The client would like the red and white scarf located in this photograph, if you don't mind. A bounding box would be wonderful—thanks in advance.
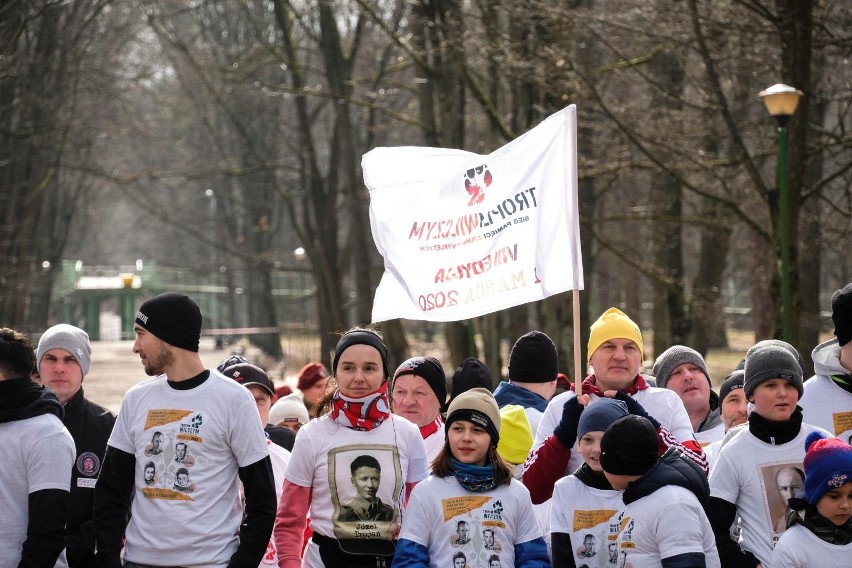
[419,416,443,440]
[330,381,391,431]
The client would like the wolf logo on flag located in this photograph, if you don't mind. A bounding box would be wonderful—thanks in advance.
[464,164,492,206]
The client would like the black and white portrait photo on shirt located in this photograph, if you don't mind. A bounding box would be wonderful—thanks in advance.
[329,443,402,540]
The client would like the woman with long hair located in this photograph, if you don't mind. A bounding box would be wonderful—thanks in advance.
[273,327,428,567]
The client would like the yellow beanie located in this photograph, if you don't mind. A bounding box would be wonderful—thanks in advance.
[587,307,644,363]
[496,405,534,465]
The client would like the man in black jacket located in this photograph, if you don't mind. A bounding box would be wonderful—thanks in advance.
[0,327,76,567]
[36,323,116,567]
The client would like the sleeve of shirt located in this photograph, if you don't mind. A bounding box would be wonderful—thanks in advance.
[513,537,551,568]
[512,481,546,545]
[549,481,571,534]
[396,482,431,547]
[229,387,271,467]
[273,481,312,568]
[403,421,429,484]
[653,496,710,560]
[391,538,430,568]
[106,390,136,455]
[533,392,570,448]
[228,456,276,568]
[770,532,803,568]
[282,422,318,488]
[522,435,572,504]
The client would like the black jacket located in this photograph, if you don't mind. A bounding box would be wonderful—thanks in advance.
[63,387,116,567]
[623,447,710,509]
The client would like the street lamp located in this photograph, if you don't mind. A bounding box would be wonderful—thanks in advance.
[759,83,803,342]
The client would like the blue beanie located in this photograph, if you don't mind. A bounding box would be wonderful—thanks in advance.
[803,430,852,505]
[578,399,629,438]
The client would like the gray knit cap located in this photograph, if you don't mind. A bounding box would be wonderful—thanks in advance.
[652,345,711,389]
[743,341,804,399]
[36,324,92,376]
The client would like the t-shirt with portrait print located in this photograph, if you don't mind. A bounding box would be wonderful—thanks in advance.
[398,475,542,568]
[107,371,269,568]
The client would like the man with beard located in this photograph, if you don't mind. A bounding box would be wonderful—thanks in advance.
[94,292,276,568]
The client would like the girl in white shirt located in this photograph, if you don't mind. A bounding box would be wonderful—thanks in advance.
[393,388,550,568]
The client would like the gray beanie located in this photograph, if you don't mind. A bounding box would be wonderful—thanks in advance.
[652,345,711,389]
[36,324,92,376]
[743,341,804,399]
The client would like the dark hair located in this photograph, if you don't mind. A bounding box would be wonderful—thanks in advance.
[350,454,381,474]
[431,441,513,487]
[316,326,387,416]
[0,328,36,380]
[176,467,189,477]
[453,551,466,561]
[144,461,155,471]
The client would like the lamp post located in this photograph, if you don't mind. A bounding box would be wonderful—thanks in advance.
[759,83,803,342]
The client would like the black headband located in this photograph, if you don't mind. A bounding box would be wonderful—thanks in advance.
[332,329,390,378]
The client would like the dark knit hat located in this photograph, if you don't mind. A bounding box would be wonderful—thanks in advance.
[332,328,389,379]
[216,354,249,373]
[220,362,275,397]
[393,356,446,404]
[743,340,804,400]
[578,398,629,438]
[803,430,852,505]
[450,358,493,399]
[135,293,202,352]
[508,331,558,383]
[36,324,92,376]
[297,362,329,391]
[718,370,745,403]
[831,283,852,346]
[445,387,501,445]
[652,345,711,389]
[600,415,659,476]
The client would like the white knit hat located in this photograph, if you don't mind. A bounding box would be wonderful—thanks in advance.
[269,393,309,427]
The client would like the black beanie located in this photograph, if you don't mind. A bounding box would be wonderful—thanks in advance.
[831,283,852,346]
[332,328,390,379]
[450,358,493,399]
[393,356,447,404]
[718,370,745,403]
[135,293,202,352]
[743,341,804,399]
[508,331,558,383]
[600,415,659,476]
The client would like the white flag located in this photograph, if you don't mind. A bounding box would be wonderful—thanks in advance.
[363,105,583,322]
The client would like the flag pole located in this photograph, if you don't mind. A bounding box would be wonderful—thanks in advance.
[573,289,582,394]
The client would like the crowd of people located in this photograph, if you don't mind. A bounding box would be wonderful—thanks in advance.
[1,283,851,568]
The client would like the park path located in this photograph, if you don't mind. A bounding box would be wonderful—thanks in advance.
[83,339,235,413]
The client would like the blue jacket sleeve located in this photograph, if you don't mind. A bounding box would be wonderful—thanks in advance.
[514,537,552,568]
[392,538,430,568]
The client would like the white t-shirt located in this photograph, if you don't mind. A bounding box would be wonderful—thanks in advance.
[286,413,427,547]
[800,375,852,441]
[551,474,624,568]
[0,413,75,568]
[423,426,445,467]
[695,422,725,446]
[259,439,291,567]
[708,423,829,567]
[399,475,543,568]
[534,388,696,475]
[613,485,720,567]
[108,372,270,567]
[771,523,852,568]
